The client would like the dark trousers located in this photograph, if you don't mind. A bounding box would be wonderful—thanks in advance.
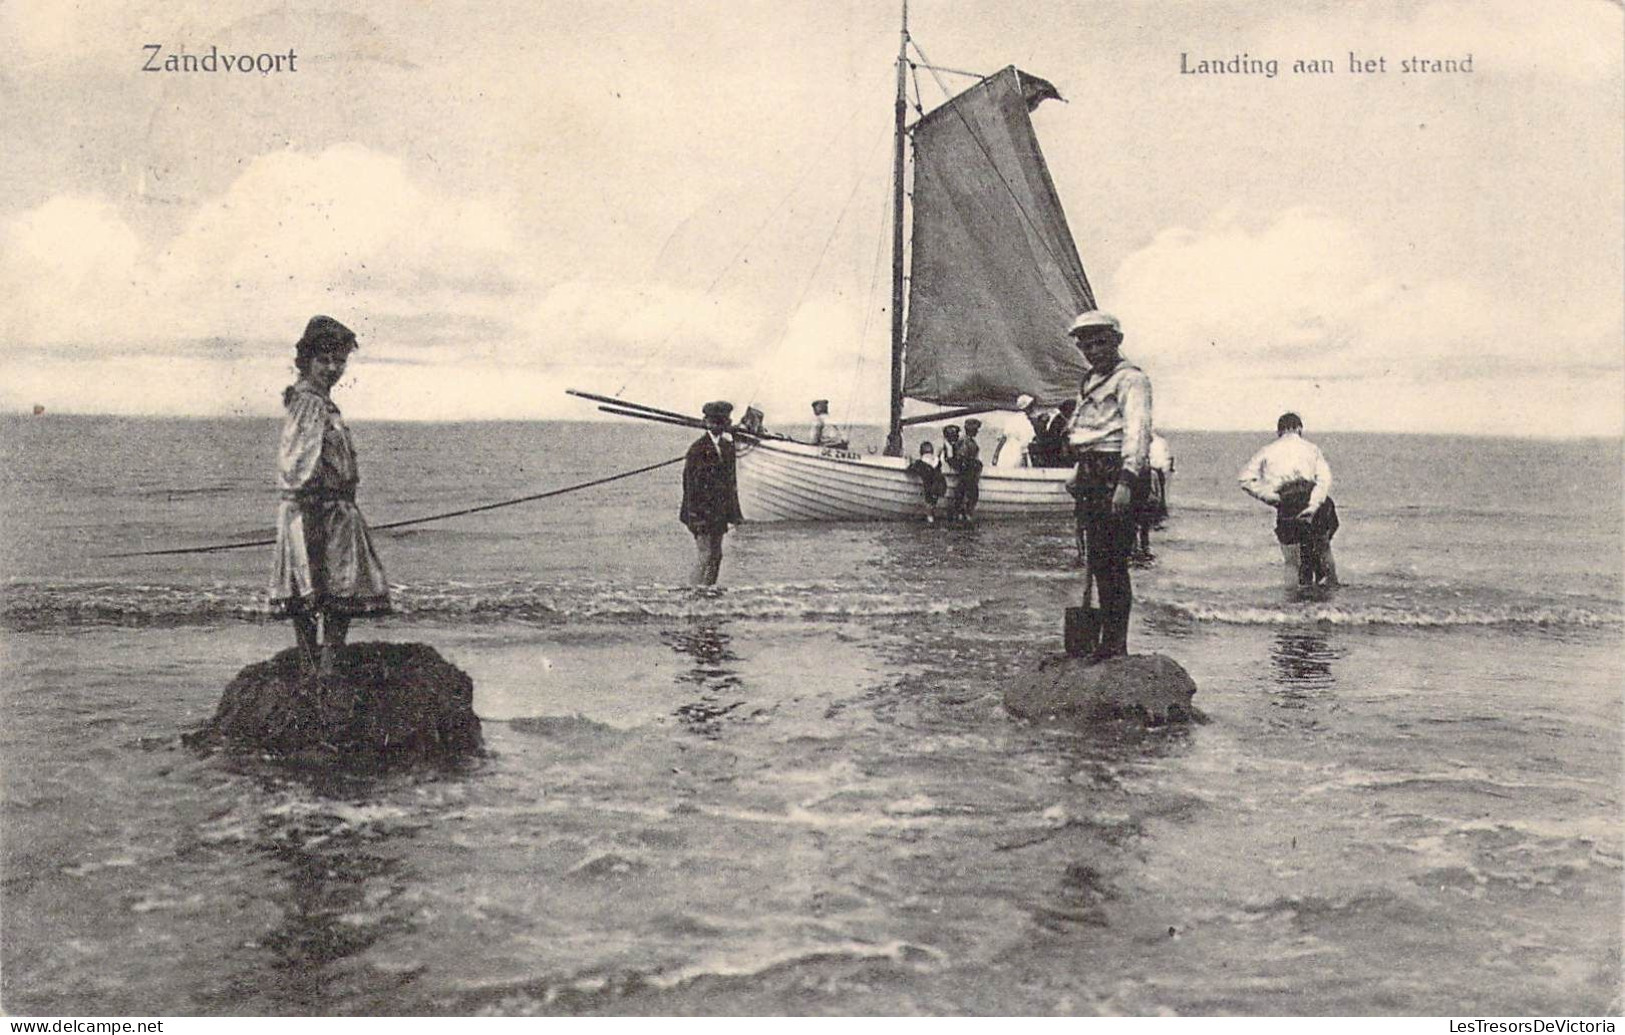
[906,460,946,506]
[960,467,981,516]
[1073,453,1139,654]
[948,461,982,519]
[688,526,727,586]
[1275,485,1340,586]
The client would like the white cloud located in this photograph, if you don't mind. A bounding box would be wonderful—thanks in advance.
[747,296,890,425]
[0,142,888,422]
[1113,206,1387,371]
[1111,206,1617,380]
[0,196,151,345]
[517,278,765,371]
[4,195,141,276]
[165,146,514,281]
[2,145,524,357]
[156,144,519,344]
[4,0,1617,433]
[1109,205,1622,436]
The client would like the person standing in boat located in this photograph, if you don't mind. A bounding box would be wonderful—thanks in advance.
[1066,310,1152,660]
[808,399,848,449]
[1239,412,1340,587]
[989,394,1040,468]
[268,315,392,677]
[680,401,746,586]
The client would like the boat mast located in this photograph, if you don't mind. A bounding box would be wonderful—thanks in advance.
[884,0,909,457]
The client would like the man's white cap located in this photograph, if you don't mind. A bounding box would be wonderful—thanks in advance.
[1015,393,1036,410]
[1068,310,1123,341]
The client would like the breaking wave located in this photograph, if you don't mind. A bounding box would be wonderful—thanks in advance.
[1,579,984,629]
[1143,598,1622,629]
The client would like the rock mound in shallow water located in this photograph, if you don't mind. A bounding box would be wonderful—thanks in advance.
[192,642,482,759]
[1005,653,1205,726]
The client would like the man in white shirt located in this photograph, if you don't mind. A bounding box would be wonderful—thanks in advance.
[1148,433,1174,481]
[989,394,1041,468]
[808,399,848,449]
[1065,310,1153,659]
[1135,432,1174,559]
[1239,412,1340,587]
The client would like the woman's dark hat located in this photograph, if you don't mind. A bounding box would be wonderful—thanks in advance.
[297,315,358,354]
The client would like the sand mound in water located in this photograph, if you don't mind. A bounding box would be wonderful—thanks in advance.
[189,641,482,760]
[1005,652,1205,726]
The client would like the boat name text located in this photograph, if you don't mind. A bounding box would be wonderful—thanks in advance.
[142,44,298,75]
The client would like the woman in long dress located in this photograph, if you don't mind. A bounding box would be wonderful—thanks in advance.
[268,315,392,675]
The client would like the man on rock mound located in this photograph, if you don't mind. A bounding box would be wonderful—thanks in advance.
[1065,310,1153,662]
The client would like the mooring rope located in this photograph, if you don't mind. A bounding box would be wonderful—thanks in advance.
[102,454,688,559]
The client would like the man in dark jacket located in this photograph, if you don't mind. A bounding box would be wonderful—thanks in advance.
[680,400,745,586]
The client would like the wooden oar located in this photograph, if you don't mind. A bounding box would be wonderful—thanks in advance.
[595,403,797,442]
[567,389,697,424]
[597,405,706,431]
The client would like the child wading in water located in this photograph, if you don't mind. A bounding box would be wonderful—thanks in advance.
[906,441,947,523]
[268,315,392,677]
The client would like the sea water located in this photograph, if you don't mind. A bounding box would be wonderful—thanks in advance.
[2,416,1619,1015]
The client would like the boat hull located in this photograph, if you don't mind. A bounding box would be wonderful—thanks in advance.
[735,439,1075,522]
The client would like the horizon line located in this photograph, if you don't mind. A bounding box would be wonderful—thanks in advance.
[3,410,1620,442]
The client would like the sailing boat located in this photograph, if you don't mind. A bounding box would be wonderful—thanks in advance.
[576,9,1102,521]
[732,11,1098,521]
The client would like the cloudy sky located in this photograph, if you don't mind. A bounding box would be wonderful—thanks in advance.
[3,0,1621,436]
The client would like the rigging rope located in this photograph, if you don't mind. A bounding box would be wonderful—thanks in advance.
[101,454,687,559]
[908,60,927,117]
[615,69,890,397]
[742,114,891,417]
[911,61,985,80]
[838,145,898,426]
